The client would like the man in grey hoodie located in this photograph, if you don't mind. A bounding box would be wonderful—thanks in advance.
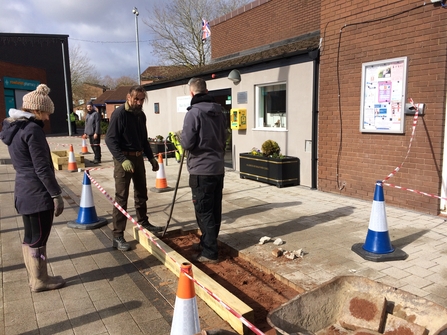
[181,78,227,263]
[83,101,101,164]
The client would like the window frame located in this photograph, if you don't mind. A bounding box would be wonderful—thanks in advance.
[255,82,287,130]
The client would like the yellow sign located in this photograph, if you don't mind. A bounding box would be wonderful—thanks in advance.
[230,108,247,130]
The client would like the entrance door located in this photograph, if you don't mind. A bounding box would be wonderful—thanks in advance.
[209,89,232,168]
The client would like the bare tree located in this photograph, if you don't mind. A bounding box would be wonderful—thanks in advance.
[69,44,100,105]
[143,0,250,68]
[101,75,137,90]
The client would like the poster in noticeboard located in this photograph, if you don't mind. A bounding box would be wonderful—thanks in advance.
[360,57,407,134]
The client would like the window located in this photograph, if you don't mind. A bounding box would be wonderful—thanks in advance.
[256,83,286,128]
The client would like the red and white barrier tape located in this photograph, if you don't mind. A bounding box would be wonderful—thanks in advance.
[48,141,178,157]
[383,182,447,201]
[382,99,447,202]
[382,98,419,182]
[181,268,265,335]
[84,169,265,335]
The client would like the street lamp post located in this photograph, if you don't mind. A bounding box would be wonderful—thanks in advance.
[132,7,141,85]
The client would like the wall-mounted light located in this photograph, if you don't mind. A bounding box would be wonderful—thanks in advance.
[228,69,241,83]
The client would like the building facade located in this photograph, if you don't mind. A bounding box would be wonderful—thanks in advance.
[318,1,447,215]
[0,33,73,135]
[144,0,447,215]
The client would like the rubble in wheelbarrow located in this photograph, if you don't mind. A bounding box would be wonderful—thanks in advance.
[267,276,447,335]
[315,291,431,335]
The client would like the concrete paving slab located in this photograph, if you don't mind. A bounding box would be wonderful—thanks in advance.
[1,135,447,334]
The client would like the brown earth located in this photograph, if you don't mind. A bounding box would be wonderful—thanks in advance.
[162,231,305,335]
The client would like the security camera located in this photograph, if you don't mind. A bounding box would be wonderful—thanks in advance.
[132,7,139,15]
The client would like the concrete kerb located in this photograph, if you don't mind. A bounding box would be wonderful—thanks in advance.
[133,226,254,335]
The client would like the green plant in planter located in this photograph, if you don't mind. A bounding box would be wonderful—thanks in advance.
[261,140,280,157]
[250,140,284,158]
[240,139,298,187]
[155,135,164,142]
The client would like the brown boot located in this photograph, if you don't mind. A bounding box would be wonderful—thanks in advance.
[22,244,33,288]
[23,245,65,292]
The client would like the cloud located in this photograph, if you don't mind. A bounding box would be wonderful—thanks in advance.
[0,0,158,79]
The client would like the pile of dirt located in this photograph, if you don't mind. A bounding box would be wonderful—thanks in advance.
[162,231,305,334]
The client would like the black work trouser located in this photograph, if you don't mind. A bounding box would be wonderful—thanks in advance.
[189,174,224,260]
[112,156,148,237]
[71,121,77,134]
[89,135,101,162]
[22,209,54,247]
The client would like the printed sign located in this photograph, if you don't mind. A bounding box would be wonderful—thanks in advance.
[360,57,407,133]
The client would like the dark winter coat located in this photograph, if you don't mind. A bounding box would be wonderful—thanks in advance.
[181,93,227,175]
[105,103,154,163]
[84,109,101,136]
[0,109,61,215]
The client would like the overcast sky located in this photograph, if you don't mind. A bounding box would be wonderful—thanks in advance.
[0,0,161,80]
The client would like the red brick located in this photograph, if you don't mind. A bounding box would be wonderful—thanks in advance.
[353,329,381,335]
[338,292,387,331]
[383,314,427,335]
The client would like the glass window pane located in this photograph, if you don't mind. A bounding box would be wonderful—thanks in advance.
[256,83,286,128]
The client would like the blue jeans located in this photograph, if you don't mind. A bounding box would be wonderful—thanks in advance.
[189,174,224,259]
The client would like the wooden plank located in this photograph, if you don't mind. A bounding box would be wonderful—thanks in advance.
[51,151,85,170]
[134,227,254,335]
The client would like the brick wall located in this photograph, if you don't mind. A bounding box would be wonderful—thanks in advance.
[211,0,320,60]
[319,1,447,214]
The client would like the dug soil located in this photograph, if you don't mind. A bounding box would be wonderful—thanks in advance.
[162,231,305,335]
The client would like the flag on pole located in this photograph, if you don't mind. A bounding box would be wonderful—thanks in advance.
[202,18,211,41]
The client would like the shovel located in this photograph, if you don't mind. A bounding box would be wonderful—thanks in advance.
[162,150,185,237]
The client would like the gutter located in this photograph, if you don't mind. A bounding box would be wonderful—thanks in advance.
[309,48,320,190]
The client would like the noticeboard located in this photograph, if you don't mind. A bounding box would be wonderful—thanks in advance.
[360,57,407,133]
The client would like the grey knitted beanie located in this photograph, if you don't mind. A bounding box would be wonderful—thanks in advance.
[22,84,55,114]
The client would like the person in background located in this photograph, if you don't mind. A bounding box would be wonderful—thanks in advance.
[84,101,101,164]
[0,84,65,292]
[180,78,227,263]
[105,85,163,251]
[69,111,77,134]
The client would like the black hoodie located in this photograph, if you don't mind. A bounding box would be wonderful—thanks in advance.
[0,109,61,214]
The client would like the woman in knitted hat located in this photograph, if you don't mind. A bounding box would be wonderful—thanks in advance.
[0,84,65,292]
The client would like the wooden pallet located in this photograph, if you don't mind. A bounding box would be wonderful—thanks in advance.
[51,150,85,170]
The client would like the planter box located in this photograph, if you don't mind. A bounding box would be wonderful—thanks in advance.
[51,150,85,170]
[149,141,176,158]
[239,153,299,188]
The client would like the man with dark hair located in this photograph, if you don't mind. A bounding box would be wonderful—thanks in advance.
[105,85,163,251]
[84,102,101,164]
[181,78,227,263]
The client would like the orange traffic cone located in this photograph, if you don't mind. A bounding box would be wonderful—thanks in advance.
[80,137,90,154]
[170,262,200,335]
[67,144,78,172]
[150,153,173,193]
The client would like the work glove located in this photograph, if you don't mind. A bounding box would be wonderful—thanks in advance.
[149,158,159,172]
[53,194,64,217]
[122,159,134,173]
[174,130,182,144]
